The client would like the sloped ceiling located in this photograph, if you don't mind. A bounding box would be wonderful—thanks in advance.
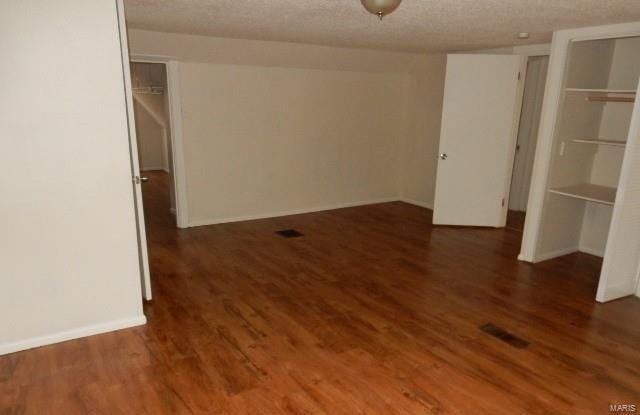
[124,0,640,52]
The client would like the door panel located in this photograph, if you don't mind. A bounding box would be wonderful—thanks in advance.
[596,78,640,302]
[116,0,151,300]
[434,54,526,227]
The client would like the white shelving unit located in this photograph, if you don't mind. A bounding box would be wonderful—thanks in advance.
[519,23,640,303]
[548,183,616,205]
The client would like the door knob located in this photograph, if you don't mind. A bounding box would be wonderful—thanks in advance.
[439,153,448,160]
[141,176,149,183]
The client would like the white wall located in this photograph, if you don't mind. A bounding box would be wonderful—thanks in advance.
[129,30,448,225]
[400,55,447,208]
[131,63,170,171]
[134,98,168,171]
[0,1,145,354]
[180,63,407,225]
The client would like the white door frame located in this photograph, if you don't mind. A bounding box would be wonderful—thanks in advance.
[129,55,189,229]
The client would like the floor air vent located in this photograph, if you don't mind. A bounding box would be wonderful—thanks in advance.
[480,323,529,349]
[276,229,304,238]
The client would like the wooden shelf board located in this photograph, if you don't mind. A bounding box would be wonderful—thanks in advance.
[587,96,635,103]
[572,138,626,147]
[565,88,637,94]
[548,184,616,206]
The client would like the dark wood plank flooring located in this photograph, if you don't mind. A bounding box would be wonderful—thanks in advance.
[1,171,639,414]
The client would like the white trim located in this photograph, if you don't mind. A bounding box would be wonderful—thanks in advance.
[130,55,189,229]
[141,166,167,172]
[578,246,605,258]
[400,198,434,210]
[597,281,638,303]
[188,197,399,227]
[0,315,146,356]
[518,246,604,262]
[532,246,580,263]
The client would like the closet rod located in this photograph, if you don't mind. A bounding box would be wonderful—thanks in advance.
[587,95,635,103]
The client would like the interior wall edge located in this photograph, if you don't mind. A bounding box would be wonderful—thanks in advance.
[0,315,146,356]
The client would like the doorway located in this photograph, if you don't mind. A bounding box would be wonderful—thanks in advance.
[130,62,177,229]
[507,55,550,231]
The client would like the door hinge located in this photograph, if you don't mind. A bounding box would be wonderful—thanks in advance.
[502,198,505,207]
[518,72,521,81]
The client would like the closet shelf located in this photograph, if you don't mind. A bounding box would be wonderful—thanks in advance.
[587,95,635,103]
[548,183,616,206]
[572,138,626,147]
[565,88,637,94]
[565,88,636,103]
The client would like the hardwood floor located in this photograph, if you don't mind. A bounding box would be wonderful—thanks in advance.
[506,209,526,232]
[2,171,640,414]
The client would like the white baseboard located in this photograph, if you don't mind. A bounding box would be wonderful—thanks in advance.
[578,245,604,258]
[597,280,637,303]
[533,246,579,263]
[518,253,533,262]
[0,315,146,356]
[399,198,434,210]
[188,197,400,227]
[524,245,604,263]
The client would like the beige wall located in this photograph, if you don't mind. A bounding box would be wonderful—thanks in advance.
[128,29,420,73]
[180,63,408,224]
[133,98,168,171]
[131,63,170,172]
[400,55,447,208]
[129,30,447,225]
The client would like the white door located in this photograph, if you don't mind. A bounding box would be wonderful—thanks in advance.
[117,0,152,300]
[433,54,526,227]
[596,78,640,303]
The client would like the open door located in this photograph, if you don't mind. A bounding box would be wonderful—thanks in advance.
[596,77,640,303]
[433,54,526,227]
[116,0,152,300]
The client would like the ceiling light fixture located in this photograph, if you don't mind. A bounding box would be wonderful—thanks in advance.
[360,0,402,20]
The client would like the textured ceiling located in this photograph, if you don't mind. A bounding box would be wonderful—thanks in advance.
[123,0,640,53]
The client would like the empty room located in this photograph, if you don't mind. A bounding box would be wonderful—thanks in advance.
[3,1,640,414]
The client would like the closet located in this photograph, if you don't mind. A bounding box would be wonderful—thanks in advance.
[520,22,640,302]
